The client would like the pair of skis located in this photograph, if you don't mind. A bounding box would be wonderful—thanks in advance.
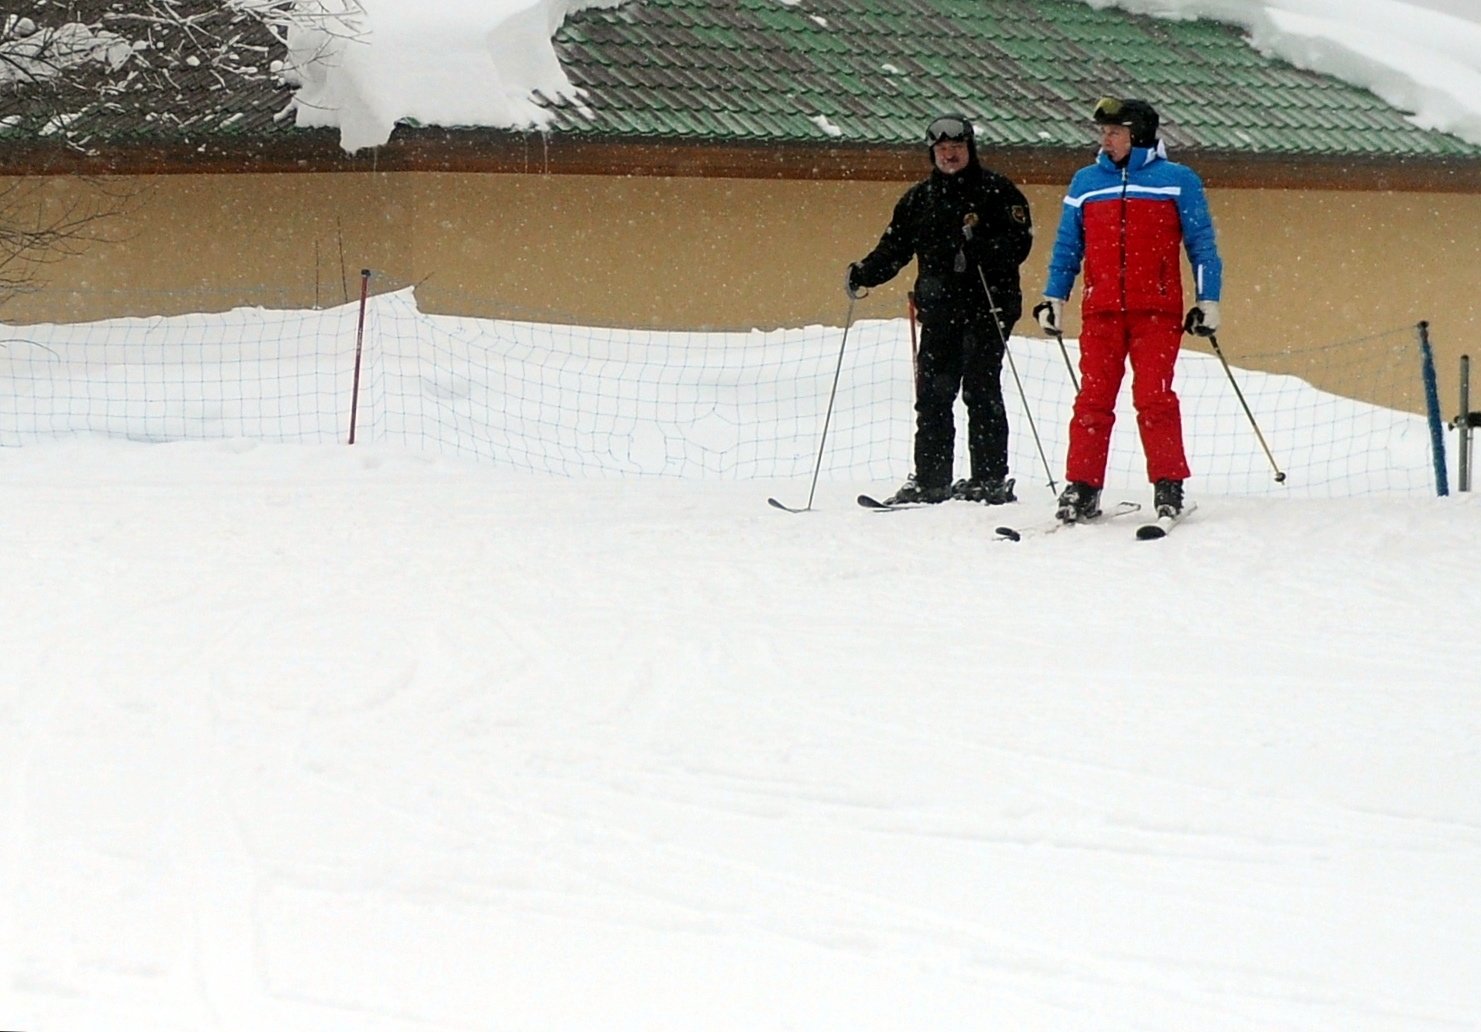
[852,493,1195,539]
[994,500,1198,541]
[773,491,1196,539]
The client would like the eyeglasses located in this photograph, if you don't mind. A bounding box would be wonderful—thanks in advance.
[925,116,970,144]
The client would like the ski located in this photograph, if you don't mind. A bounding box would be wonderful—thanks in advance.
[1135,501,1198,540]
[860,481,1017,510]
[858,494,1013,511]
[995,500,1141,541]
[769,492,974,512]
[857,494,931,511]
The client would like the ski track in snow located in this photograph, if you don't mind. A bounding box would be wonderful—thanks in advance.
[2,443,1479,1031]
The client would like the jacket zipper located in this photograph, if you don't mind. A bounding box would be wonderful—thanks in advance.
[1117,165,1129,313]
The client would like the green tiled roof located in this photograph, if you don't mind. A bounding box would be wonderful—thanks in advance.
[4,0,1477,165]
[548,0,1481,159]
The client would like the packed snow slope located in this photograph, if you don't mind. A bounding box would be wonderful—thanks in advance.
[2,440,1479,1031]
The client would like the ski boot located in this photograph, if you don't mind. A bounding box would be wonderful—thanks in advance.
[952,476,1017,505]
[884,474,952,505]
[1153,478,1185,518]
[1055,481,1102,523]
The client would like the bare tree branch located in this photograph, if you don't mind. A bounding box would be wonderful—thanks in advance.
[0,177,144,306]
[0,1,365,307]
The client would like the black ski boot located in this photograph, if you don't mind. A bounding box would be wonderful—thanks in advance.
[953,476,1017,505]
[884,474,952,506]
[1055,481,1102,523]
[1153,478,1184,518]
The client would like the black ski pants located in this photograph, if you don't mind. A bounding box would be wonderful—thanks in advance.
[912,311,1012,489]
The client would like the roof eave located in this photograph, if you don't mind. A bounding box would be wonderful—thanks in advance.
[6,129,1481,193]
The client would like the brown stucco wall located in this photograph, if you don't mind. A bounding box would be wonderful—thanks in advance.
[6,170,1479,406]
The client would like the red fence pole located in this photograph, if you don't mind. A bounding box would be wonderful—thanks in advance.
[347,268,370,445]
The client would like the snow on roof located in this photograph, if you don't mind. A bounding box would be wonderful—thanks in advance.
[283,0,625,154]
[15,0,1469,155]
[1084,0,1481,147]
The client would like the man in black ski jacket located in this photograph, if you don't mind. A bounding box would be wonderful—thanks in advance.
[847,112,1033,505]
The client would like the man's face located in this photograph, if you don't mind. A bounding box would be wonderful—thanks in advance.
[1098,124,1132,163]
[932,139,970,174]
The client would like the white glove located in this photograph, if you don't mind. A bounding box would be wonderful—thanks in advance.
[1033,298,1065,335]
[1184,300,1220,337]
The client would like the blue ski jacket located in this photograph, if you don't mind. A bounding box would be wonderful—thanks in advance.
[1044,142,1222,317]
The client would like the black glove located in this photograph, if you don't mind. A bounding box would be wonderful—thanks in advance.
[1183,301,1220,337]
[845,262,866,300]
[1032,298,1063,335]
[962,214,1012,269]
[960,214,983,264]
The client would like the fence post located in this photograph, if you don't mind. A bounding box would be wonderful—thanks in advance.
[1460,355,1477,493]
[1460,356,1470,492]
[1417,321,1448,497]
[347,268,371,445]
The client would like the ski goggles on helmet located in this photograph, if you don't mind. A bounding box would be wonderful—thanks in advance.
[925,116,971,144]
[1093,96,1129,126]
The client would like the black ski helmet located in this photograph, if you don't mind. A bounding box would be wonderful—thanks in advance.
[1093,96,1159,148]
[924,112,978,164]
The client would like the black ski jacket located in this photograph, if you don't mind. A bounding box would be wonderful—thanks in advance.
[853,163,1033,324]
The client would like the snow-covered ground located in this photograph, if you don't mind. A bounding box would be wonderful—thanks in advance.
[5,1,1477,1025]
[2,298,1479,1030]
[9,2,1481,1021]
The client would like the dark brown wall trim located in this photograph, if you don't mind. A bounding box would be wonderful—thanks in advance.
[6,130,1480,193]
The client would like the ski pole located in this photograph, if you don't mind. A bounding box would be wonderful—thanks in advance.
[977,268,1059,493]
[768,297,857,512]
[907,291,919,380]
[1030,299,1079,392]
[1049,327,1080,393]
[1207,331,1286,483]
[962,214,1058,492]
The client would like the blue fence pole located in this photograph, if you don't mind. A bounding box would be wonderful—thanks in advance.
[1418,321,1448,497]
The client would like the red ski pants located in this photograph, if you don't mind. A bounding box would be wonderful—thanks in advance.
[1065,310,1191,487]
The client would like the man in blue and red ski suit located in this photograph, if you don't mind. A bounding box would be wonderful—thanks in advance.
[1034,97,1223,523]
